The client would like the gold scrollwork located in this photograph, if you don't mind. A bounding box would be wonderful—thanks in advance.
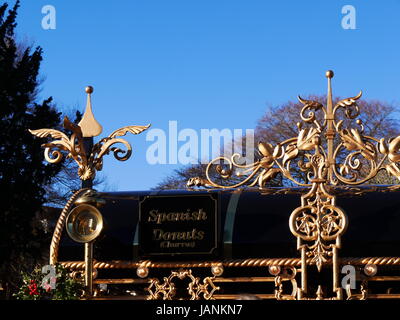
[146,269,219,300]
[29,87,150,181]
[188,70,400,299]
[289,184,348,271]
[30,117,149,181]
[345,280,368,300]
[188,71,400,189]
[274,267,298,300]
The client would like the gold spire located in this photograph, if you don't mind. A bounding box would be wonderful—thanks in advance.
[325,70,335,183]
[78,86,103,137]
[325,70,334,113]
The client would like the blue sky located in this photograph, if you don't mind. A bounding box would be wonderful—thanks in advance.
[8,0,400,191]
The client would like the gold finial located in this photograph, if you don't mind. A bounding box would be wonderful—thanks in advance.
[78,85,103,137]
[326,70,334,114]
[85,86,94,94]
[325,70,334,78]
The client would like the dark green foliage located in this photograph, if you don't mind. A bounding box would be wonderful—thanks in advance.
[13,264,83,300]
[0,1,62,297]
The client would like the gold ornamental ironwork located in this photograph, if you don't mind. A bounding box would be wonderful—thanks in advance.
[40,72,400,300]
[188,70,400,299]
[29,86,150,181]
[147,269,220,300]
[30,86,150,298]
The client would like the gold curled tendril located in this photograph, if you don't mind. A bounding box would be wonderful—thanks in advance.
[333,91,362,120]
[298,96,326,129]
[30,118,150,180]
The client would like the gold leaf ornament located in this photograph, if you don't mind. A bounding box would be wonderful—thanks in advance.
[334,91,362,119]
[341,128,375,160]
[386,163,400,180]
[63,116,83,136]
[258,142,273,158]
[109,124,151,138]
[388,136,400,162]
[335,91,362,108]
[258,142,282,168]
[297,96,324,110]
[28,128,73,163]
[257,168,281,187]
[283,143,299,167]
[298,96,324,123]
[28,128,69,142]
[378,138,389,155]
[341,129,361,151]
[297,128,319,151]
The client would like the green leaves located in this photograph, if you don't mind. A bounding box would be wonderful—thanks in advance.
[0,1,63,295]
[14,264,83,300]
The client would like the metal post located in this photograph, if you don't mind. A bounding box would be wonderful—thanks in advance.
[333,246,343,300]
[82,120,94,297]
[301,245,307,296]
[85,242,94,296]
[82,88,94,297]
[325,70,335,183]
[82,136,94,189]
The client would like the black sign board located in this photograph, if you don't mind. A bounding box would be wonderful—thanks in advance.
[139,194,218,258]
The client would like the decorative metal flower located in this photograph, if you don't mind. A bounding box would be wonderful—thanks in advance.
[29,86,150,181]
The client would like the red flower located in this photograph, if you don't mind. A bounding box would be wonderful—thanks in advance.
[28,280,40,296]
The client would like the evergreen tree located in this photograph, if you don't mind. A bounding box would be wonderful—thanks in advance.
[0,1,62,298]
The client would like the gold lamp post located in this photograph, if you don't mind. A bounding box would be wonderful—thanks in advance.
[65,203,103,296]
[30,86,150,297]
